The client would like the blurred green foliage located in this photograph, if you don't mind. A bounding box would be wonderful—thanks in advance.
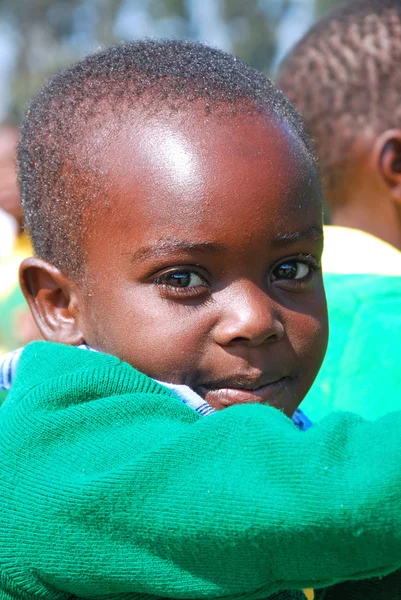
[316,0,343,15]
[0,0,344,123]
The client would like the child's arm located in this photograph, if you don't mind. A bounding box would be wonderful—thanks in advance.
[1,342,401,599]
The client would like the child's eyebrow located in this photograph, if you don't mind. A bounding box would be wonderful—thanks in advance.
[130,227,323,264]
[132,241,226,263]
[272,225,323,246]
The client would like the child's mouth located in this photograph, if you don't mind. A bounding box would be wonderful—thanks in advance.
[197,376,290,411]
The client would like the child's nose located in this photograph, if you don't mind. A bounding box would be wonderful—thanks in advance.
[214,283,284,347]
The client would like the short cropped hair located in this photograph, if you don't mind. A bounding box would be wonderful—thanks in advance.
[19,39,315,277]
[277,0,401,179]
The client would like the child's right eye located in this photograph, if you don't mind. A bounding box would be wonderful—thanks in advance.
[154,269,209,298]
[157,271,204,288]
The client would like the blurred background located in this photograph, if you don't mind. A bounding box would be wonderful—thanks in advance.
[0,0,343,123]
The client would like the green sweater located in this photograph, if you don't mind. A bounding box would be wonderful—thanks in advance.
[1,342,401,600]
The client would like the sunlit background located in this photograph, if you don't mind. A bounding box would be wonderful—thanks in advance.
[0,0,343,123]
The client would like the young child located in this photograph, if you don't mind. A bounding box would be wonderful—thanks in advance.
[277,0,401,422]
[1,40,401,600]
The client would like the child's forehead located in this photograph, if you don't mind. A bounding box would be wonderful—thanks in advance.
[77,106,322,259]
[84,104,313,190]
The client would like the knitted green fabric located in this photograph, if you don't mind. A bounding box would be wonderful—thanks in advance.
[302,273,401,421]
[1,343,401,600]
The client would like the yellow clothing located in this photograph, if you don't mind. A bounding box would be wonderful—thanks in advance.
[0,232,31,298]
[322,225,401,276]
[0,232,35,354]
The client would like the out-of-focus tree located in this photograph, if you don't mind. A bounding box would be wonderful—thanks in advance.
[0,0,124,120]
[0,0,346,123]
[316,0,344,17]
[222,0,281,73]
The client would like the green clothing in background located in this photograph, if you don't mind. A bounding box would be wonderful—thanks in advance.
[302,273,401,421]
[1,342,401,599]
[0,276,26,405]
[0,232,33,353]
[301,226,401,422]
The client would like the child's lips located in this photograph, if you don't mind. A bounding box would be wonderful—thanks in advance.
[197,377,290,410]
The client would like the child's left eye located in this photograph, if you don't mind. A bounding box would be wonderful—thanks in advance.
[271,260,314,281]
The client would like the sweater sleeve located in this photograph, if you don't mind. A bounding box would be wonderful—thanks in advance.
[1,343,401,599]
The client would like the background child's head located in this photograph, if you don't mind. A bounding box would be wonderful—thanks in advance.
[19,40,327,416]
[277,0,401,249]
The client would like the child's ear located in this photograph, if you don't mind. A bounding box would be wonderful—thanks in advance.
[375,129,401,205]
[19,257,85,345]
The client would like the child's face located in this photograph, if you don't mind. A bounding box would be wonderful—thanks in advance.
[75,107,328,416]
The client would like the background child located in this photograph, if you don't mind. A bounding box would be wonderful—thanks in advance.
[1,40,401,600]
[277,0,401,421]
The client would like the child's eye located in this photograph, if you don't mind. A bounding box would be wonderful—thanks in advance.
[157,270,205,288]
[271,258,318,282]
[154,269,209,298]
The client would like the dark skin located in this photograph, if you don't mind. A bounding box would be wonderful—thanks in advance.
[324,129,401,251]
[0,126,22,226]
[21,106,328,417]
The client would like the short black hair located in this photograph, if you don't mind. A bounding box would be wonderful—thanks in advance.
[277,0,401,181]
[19,39,315,277]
